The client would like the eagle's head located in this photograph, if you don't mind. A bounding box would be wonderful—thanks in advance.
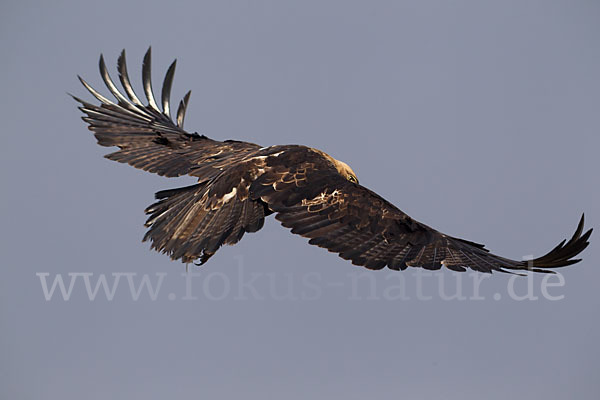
[333,159,359,184]
[311,148,359,184]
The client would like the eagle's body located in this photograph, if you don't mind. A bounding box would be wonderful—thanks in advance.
[143,143,360,264]
[74,48,591,273]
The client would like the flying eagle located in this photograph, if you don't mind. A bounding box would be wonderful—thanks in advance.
[73,48,592,274]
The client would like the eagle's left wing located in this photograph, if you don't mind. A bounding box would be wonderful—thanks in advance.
[254,169,591,274]
[73,48,261,180]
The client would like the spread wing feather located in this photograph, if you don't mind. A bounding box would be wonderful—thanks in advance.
[73,47,261,179]
[255,167,591,274]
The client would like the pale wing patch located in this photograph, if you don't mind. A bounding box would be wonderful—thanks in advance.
[207,187,239,210]
[302,189,343,212]
[222,187,237,202]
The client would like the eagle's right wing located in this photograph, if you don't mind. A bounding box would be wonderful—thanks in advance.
[253,165,592,274]
[73,47,261,180]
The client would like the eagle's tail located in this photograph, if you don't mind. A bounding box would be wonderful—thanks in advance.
[143,183,266,264]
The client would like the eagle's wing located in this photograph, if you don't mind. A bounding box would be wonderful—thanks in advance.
[73,47,261,179]
[254,168,592,274]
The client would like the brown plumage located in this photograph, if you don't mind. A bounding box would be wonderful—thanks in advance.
[73,48,592,273]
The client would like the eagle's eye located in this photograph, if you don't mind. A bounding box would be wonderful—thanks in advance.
[347,175,358,184]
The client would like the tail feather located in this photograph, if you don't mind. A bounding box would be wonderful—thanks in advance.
[143,183,268,264]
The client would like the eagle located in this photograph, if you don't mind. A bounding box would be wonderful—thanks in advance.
[73,48,592,274]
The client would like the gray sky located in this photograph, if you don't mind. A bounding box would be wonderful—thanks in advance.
[1,1,599,399]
